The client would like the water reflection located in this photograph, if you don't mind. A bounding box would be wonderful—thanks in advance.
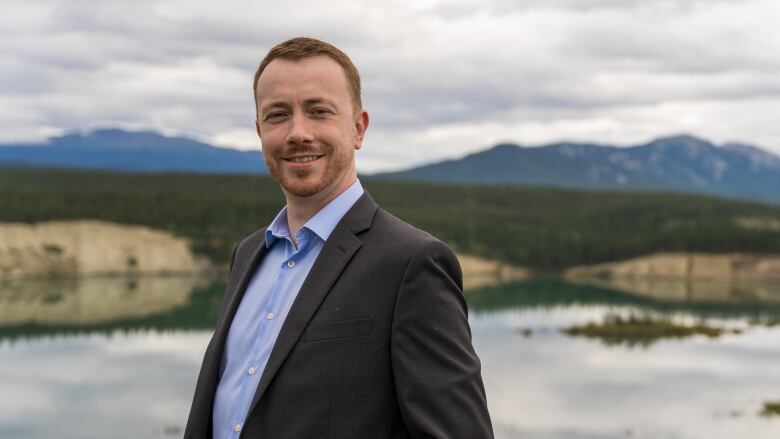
[4,276,777,338]
[0,276,214,326]
[471,305,780,439]
[468,278,780,438]
[0,276,778,438]
[468,278,780,323]
[0,276,224,342]
[569,277,780,304]
[0,330,212,438]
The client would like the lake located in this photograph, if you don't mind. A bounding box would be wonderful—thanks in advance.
[1,276,779,438]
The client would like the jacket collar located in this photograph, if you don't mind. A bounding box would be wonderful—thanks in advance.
[202,192,379,428]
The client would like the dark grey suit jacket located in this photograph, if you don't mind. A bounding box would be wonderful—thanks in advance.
[184,192,493,438]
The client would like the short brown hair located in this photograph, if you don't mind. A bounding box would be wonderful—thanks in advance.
[253,37,362,117]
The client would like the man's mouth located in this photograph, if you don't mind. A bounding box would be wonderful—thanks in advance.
[284,155,323,163]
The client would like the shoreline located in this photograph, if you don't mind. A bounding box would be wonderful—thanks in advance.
[3,220,778,285]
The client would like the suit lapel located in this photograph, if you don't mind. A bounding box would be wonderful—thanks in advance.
[214,232,270,355]
[246,192,378,415]
[190,233,269,438]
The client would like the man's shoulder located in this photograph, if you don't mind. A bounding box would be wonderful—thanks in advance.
[370,207,436,242]
[367,207,464,297]
[367,207,457,261]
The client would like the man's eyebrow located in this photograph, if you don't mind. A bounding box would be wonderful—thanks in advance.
[260,101,290,112]
[302,97,337,107]
[260,97,340,114]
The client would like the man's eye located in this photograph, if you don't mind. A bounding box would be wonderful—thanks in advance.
[310,108,332,117]
[264,112,287,122]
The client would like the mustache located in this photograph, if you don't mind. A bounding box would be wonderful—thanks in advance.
[274,144,330,158]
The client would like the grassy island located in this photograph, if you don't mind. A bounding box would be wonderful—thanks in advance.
[760,401,780,417]
[563,313,741,347]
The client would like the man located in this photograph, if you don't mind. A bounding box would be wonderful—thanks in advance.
[185,37,493,439]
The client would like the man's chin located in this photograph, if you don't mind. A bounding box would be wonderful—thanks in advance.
[280,179,331,198]
[269,168,317,195]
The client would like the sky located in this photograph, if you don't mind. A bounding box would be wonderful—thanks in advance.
[2,0,780,172]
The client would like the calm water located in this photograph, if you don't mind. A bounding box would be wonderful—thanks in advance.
[1,276,779,439]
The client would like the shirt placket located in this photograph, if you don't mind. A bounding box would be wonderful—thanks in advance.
[228,232,313,438]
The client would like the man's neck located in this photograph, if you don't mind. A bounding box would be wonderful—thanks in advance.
[284,175,356,244]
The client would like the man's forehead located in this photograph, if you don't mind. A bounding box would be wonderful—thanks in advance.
[257,56,349,91]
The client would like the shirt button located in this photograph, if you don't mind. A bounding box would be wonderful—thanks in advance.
[267,312,274,320]
[248,367,256,375]
[234,424,242,432]
[287,260,295,268]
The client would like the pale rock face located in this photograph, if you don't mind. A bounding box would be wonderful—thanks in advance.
[0,221,212,279]
[456,253,529,290]
[565,253,780,304]
[0,220,530,292]
[565,252,780,282]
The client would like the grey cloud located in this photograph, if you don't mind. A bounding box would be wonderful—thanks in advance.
[2,0,780,166]
[558,18,780,75]
[0,59,56,95]
[470,0,753,15]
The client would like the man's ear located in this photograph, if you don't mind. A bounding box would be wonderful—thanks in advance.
[354,110,369,150]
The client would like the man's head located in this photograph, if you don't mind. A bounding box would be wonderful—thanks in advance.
[253,37,369,203]
[254,37,362,118]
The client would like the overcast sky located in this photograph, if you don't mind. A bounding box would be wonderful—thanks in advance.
[2,0,780,172]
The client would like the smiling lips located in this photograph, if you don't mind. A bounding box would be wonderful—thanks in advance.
[285,155,323,163]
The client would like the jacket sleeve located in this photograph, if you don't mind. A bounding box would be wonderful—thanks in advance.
[391,239,494,438]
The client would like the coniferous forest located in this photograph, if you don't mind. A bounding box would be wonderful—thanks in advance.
[2,165,780,272]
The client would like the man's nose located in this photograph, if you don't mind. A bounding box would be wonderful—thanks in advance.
[286,112,314,145]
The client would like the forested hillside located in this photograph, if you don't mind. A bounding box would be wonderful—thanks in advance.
[3,166,779,271]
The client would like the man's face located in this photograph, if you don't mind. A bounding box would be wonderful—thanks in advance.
[255,56,368,201]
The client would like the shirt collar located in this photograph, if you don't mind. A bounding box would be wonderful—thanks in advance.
[265,179,364,248]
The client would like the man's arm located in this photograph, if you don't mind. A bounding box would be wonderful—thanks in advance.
[183,241,239,439]
[391,239,494,438]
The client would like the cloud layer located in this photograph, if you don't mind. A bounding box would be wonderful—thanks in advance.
[2,0,779,171]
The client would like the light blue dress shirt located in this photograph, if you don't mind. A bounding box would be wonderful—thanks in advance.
[212,179,364,439]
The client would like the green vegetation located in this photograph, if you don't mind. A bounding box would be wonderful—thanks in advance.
[563,313,741,347]
[760,401,780,417]
[2,165,780,271]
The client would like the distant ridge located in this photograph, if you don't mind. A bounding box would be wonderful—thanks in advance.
[373,135,780,204]
[0,128,267,174]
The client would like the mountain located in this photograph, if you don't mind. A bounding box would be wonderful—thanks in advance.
[0,128,267,174]
[374,135,780,204]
